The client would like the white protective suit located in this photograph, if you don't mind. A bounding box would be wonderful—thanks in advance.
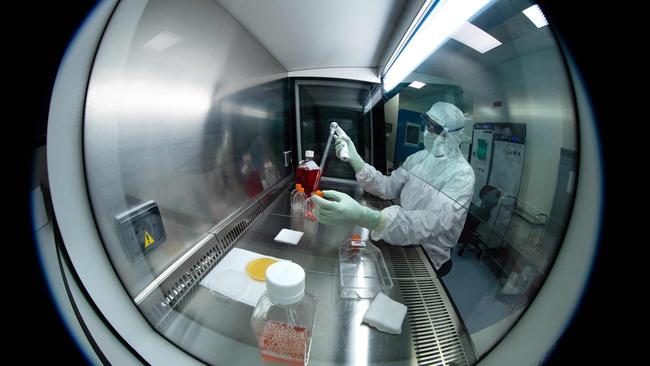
[360,102,475,270]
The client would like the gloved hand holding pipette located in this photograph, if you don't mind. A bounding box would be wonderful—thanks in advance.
[311,125,384,229]
[333,134,365,172]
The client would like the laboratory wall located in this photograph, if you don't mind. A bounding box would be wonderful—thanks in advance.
[403,30,575,217]
[468,47,575,216]
[498,47,576,216]
[83,0,290,298]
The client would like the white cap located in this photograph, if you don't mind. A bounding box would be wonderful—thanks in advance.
[305,150,314,158]
[265,262,305,305]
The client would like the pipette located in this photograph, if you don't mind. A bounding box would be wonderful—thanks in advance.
[313,122,349,194]
[331,122,349,161]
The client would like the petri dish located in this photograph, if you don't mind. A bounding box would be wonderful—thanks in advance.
[246,258,278,281]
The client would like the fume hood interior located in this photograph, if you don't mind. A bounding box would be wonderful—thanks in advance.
[34,0,602,365]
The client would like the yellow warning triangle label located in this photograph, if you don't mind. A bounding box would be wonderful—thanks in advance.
[144,230,155,248]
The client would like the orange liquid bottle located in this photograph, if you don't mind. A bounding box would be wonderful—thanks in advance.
[296,150,320,196]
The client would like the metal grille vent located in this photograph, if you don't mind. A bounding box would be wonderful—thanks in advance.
[139,178,290,327]
[389,246,469,366]
[398,279,468,366]
[391,246,435,279]
[170,198,266,311]
[165,236,228,311]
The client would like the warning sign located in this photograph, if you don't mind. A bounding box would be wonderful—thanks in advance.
[144,230,155,248]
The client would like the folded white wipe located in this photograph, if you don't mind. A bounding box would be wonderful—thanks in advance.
[274,228,303,245]
[362,292,407,335]
[199,248,287,306]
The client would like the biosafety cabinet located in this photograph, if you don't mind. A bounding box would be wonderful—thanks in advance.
[36,0,602,365]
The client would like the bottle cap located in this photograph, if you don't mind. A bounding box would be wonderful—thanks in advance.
[314,190,324,198]
[265,262,305,305]
[305,150,314,158]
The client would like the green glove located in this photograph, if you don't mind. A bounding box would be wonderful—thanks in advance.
[334,135,365,172]
[310,190,382,230]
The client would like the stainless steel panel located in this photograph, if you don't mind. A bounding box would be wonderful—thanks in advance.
[83,0,290,297]
[136,177,290,328]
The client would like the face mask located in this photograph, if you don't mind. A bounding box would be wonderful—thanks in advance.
[423,129,437,152]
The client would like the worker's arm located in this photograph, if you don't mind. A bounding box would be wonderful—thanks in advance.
[371,172,474,245]
[335,135,409,200]
[355,164,410,200]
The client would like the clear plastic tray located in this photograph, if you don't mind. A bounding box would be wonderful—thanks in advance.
[338,240,393,299]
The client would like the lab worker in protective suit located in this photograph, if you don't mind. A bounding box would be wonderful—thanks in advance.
[311,102,475,275]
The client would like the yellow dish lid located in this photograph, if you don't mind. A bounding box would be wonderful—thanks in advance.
[246,257,278,281]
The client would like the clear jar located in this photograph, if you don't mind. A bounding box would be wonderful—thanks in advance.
[304,190,323,222]
[291,184,306,212]
[251,262,317,366]
[338,232,393,299]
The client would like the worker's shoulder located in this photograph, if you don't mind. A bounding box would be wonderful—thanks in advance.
[453,157,475,179]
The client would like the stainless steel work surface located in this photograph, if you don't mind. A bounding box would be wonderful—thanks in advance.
[170,271,414,365]
[161,182,474,365]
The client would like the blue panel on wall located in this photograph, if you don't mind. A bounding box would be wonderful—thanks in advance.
[394,109,425,165]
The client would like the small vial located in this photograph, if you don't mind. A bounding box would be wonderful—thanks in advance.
[304,190,323,222]
[291,184,306,212]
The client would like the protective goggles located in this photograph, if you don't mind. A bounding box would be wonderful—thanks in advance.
[421,113,463,134]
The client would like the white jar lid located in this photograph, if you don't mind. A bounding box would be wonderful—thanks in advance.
[265,262,305,305]
[305,150,314,158]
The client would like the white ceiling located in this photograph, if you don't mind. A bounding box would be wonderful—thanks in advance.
[215,0,407,72]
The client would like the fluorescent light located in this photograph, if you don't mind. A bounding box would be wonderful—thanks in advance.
[382,0,436,76]
[522,4,548,28]
[409,81,426,89]
[363,86,383,114]
[383,0,493,92]
[223,103,269,119]
[452,22,501,53]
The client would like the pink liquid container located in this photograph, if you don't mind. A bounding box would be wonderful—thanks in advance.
[295,150,321,196]
[251,262,316,366]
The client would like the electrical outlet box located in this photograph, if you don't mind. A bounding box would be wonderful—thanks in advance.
[115,201,167,263]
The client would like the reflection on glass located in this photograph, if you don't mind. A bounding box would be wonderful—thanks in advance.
[377,0,578,358]
[83,0,291,349]
[298,82,372,180]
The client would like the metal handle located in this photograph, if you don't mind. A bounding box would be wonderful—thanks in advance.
[283,150,292,167]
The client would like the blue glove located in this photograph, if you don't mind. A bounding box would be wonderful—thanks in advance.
[334,135,365,172]
[310,190,382,229]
